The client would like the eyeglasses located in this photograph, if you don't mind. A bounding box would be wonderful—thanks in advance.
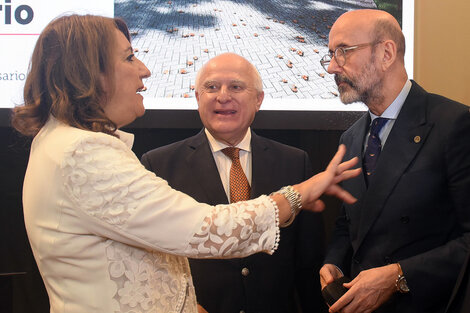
[320,41,383,71]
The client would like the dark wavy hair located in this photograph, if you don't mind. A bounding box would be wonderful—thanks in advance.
[11,14,131,137]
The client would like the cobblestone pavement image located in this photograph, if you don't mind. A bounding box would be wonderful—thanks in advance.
[115,0,376,103]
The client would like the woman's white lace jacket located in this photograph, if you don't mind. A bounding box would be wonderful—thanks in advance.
[23,118,280,313]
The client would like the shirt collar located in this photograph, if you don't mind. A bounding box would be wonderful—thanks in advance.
[205,128,252,153]
[369,79,412,120]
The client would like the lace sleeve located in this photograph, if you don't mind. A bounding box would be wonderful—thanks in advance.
[61,134,280,257]
[185,196,280,258]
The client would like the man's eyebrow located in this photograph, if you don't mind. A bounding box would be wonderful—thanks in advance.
[202,80,218,86]
[329,43,348,52]
[202,79,246,86]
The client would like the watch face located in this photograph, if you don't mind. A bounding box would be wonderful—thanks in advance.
[398,276,410,293]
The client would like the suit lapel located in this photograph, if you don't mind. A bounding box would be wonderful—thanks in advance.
[185,130,229,205]
[250,132,273,197]
[340,113,370,236]
[355,82,434,250]
[346,113,370,197]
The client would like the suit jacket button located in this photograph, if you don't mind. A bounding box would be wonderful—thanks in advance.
[384,256,392,264]
[400,216,410,224]
[241,267,250,276]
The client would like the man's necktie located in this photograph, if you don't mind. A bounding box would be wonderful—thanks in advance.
[222,147,251,203]
[363,117,389,182]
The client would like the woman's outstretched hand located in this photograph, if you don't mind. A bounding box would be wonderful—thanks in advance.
[295,144,361,212]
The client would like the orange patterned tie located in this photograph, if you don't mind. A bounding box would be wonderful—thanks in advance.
[222,147,251,203]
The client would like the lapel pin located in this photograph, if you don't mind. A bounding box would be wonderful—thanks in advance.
[414,136,421,143]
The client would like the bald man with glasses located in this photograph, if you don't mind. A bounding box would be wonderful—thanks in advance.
[319,9,470,313]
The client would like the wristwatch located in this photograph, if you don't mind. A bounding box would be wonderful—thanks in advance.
[275,186,302,228]
[395,263,410,293]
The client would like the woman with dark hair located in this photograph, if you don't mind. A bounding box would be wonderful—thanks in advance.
[11,14,359,313]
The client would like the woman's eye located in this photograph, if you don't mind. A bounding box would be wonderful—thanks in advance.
[126,54,135,62]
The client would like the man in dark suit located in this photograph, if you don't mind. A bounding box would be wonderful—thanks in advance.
[141,53,326,313]
[318,9,470,313]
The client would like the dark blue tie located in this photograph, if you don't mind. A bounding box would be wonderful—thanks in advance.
[363,117,389,183]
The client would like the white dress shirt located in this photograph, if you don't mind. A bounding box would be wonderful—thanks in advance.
[365,79,412,151]
[205,128,252,203]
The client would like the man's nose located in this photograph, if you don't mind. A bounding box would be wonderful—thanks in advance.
[327,57,341,74]
[216,86,231,102]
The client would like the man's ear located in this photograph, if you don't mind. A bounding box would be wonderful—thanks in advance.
[256,91,264,112]
[381,40,397,71]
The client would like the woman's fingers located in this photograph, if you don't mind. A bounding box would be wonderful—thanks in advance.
[298,145,360,208]
[336,156,359,174]
[333,168,362,184]
[326,144,347,173]
[326,184,357,204]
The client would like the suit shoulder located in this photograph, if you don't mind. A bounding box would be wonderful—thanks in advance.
[341,112,368,138]
[426,93,468,116]
[256,135,308,157]
[420,95,470,135]
[142,135,199,160]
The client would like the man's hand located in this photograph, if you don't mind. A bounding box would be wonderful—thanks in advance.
[320,263,344,290]
[329,264,399,313]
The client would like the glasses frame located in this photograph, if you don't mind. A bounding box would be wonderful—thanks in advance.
[320,41,384,72]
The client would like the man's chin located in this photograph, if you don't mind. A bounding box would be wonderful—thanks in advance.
[339,95,358,104]
[337,88,360,104]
